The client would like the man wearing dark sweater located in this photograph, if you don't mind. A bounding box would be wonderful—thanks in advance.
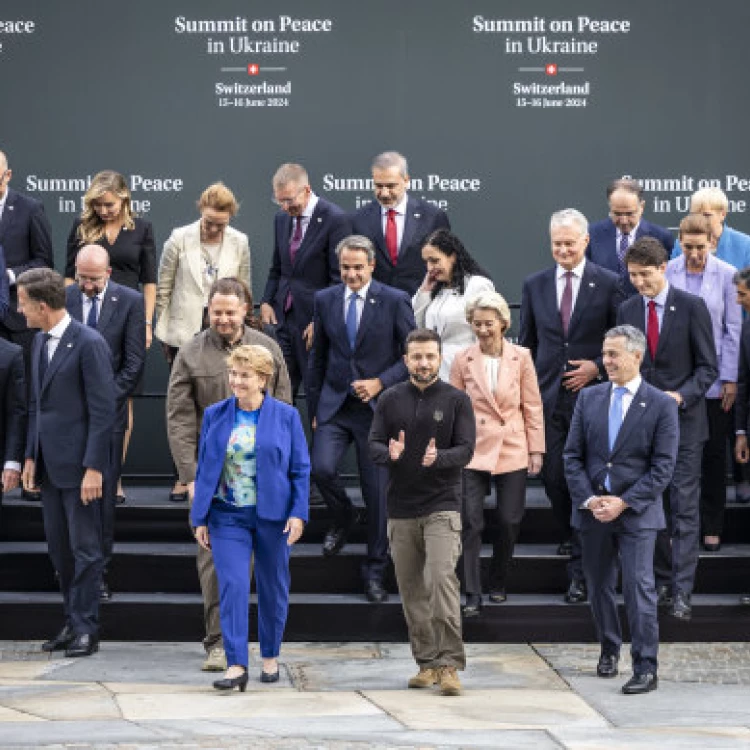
[370,328,476,696]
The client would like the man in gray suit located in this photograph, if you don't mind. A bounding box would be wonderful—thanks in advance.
[564,325,678,694]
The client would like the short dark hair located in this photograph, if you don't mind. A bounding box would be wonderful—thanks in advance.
[606,178,643,201]
[624,236,668,268]
[17,268,66,310]
[405,328,441,353]
[678,214,713,241]
[733,266,750,288]
[208,276,253,306]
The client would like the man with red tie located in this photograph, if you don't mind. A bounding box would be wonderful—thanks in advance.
[617,237,718,620]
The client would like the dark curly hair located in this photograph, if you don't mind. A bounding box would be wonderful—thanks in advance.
[421,229,492,299]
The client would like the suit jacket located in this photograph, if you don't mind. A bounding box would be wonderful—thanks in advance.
[261,197,351,325]
[190,395,310,527]
[519,260,622,417]
[617,285,718,444]
[564,380,678,532]
[0,251,9,323]
[155,220,251,347]
[735,320,750,433]
[450,342,544,474]
[26,319,115,488]
[307,279,415,425]
[65,280,146,430]
[586,218,675,297]
[351,196,450,296]
[0,188,54,331]
[0,338,26,467]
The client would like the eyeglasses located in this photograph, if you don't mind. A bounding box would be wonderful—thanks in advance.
[76,273,108,284]
[272,185,307,207]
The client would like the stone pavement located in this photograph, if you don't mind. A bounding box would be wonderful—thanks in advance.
[0,641,749,748]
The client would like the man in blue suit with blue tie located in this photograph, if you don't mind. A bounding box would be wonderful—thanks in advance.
[565,325,678,694]
[307,234,415,602]
[18,268,115,658]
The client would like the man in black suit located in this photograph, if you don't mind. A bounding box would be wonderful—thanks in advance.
[351,151,450,296]
[617,237,718,620]
[66,245,146,601]
[565,325,679,694]
[260,162,351,399]
[586,178,674,297]
[0,337,26,526]
[18,268,115,658]
[520,209,622,603]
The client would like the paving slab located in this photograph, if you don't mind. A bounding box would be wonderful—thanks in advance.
[552,725,750,749]
[0,719,164,746]
[0,681,121,721]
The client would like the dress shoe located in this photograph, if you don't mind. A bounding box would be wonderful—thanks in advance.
[260,669,280,683]
[740,593,750,606]
[115,492,127,505]
[41,625,75,652]
[365,579,388,603]
[213,669,248,692]
[168,490,188,503]
[99,579,112,602]
[596,654,619,678]
[462,594,483,617]
[622,672,658,694]
[702,537,721,552]
[437,666,462,696]
[556,539,573,556]
[64,633,99,658]
[322,516,356,557]
[488,589,507,604]
[308,482,326,509]
[202,646,227,672]
[656,584,673,608]
[408,667,439,688]
[564,578,587,604]
[21,488,41,502]
[671,591,692,620]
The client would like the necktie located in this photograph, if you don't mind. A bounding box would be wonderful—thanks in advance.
[346,292,359,350]
[385,209,398,265]
[605,385,628,490]
[617,233,629,276]
[87,295,99,328]
[559,271,573,336]
[38,333,52,383]
[284,216,304,312]
[647,300,659,359]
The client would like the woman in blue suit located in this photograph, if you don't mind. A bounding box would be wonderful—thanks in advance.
[191,344,309,692]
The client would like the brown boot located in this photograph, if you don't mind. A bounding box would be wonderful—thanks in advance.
[438,666,462,696]
[408,667,439,688]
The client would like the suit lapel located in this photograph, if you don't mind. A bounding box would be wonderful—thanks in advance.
[655,287,677,357]
[43,322,78,392]
[97,282,118,333]
[366,203,389,266]
[354,281,379,350]
[186,222,204,291]
[0,190,18,243]
[611,382,648,456]
[399,197,421,259]
[68,287,84,323]
[568,263,596,333]
[465,346,500,415]
[294,203,325,265]
[542,268,563,335]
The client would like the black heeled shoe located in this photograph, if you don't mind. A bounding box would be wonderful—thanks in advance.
[213,669,249,692]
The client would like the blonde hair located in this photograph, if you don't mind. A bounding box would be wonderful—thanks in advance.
[78,171,135,244]
[227,344,275,385]
[198,181,239,216]
[465,290,511,332]
[690,187,729,213]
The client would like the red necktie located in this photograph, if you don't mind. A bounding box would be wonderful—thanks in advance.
[385,209,398,265]
[647,300,659,359]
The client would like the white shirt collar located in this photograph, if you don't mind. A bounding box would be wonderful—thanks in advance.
[48,312,72,339]
[302,192,319,219]
[556,257,586,279]
[616,374,642,397]
[382,194,408,216]
[346,280,371,301]
[0,191,7,213]
[644,281,669,307]
[616,222,641,241]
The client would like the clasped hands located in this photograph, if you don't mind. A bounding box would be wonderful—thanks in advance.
[388,431,437,467]
[588,495,627,523]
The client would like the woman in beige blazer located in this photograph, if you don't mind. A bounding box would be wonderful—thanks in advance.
[450,290,545,616]
[156,182,251,357]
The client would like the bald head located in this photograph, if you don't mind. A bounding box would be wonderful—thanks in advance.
[75,244,111,298]
[0,150,10,199]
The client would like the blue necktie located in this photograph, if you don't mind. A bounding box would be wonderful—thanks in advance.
[38,333,52,383]
[605,386,628,490]
[87,295,99,328]
[346,292,359,350]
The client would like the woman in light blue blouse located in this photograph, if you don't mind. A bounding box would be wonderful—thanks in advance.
[191,344,310,692]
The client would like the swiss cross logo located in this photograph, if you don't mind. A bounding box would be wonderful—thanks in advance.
[545,63,558,76]
[247,63,260,75]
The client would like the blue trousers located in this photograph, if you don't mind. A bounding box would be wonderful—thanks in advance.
[208,502,290,667]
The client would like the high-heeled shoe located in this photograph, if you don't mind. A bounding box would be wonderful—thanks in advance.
[212,669,249,692]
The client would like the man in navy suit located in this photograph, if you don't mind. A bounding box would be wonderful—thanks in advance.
[587,178,674,297]
[66,245,146,600]
[351,151,450,296]
[307,234,415,602]
[565,325,678,694]
[520,209,622,603]
[260,163,351,399]
[18,268,114,657]
[617,237,718,620]
[0,337,26,525]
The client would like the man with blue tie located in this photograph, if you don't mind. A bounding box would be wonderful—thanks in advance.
[617,237,718,620]
[565,325,678,694]
[18,268,114,658]
[307,234,415,602]
[65,245,146,601]
[260,163,351,399]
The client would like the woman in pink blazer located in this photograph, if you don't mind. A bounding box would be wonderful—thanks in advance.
[450,290,545,616]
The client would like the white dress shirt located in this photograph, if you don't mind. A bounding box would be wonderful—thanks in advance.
[616,222,641,250]
[46,312,72,361]
[81,281,108,326]
[344,280,371,329]
[292,193,319,243]
[380,194,407,251]
[556,258,586,311]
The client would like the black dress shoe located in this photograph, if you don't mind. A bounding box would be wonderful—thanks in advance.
[365,579,388,603]
[260,669,280,683]
[100,579,112,602]
[656,584,673,608]
[322,517,356,557]
[488,590,507,604]
[115,493,127,505]
[564,579,587,604]
[64,633,99,658]
[622,672,658,694]
[213,669,249,692]
[557,539,573,556]
[42,625,75,652]
[21,488,41,502]
[671,591,692,620]
[596,654,619,678]
[462,594,483,617]
[168,490,188,503]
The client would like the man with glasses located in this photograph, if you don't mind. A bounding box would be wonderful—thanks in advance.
[586,178,674,297]
[260,163,351,400]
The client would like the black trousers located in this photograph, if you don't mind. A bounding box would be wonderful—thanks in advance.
[101,430,125,573]
[461,468,527,595]
[701,399,730,536]
[276,305,311,402]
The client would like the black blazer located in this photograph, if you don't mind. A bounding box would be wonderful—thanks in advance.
[261,197,351,325]
[617,286,718,444]
[65,280,146,431]
[519,260,622,416]
[351,195,450,296]
[736,320,750,433]
[0,189,53,332]
[0,338,26,467]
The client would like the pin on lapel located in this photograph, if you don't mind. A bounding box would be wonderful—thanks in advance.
[640,402,646,407]
[317,217,322,223]
[669,306,675,311]
[67,343,73,348]
[589,282,595,287]
[111,297,118,302]
[369,298,376,304]
[8,205,14,211]
[413,213,421,219]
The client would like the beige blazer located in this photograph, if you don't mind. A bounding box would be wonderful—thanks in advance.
[155,220,251,347]
[450,342,545,475]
